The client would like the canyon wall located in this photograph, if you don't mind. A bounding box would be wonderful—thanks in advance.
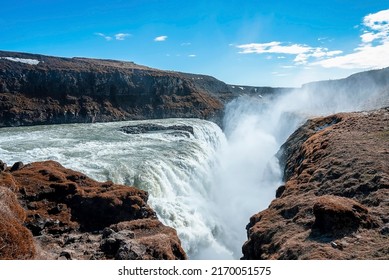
[0,51,233,127]
[242,108,389,259]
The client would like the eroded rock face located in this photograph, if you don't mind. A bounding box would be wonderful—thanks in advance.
[0,160,187,260]
[0,51,226,127]
[243,108,389,259]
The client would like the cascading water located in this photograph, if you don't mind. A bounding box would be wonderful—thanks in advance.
[0,82,383,259]
[0,118,232,259]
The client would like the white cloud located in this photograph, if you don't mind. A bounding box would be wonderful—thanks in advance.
[95,32,131,41]
[115,33,131,40]
[314,9,389,69]
[237,42,342,65]
[237,42,311,55]
[188,54,196,57]
[181,42,191,46]
[95,32,112,41]
[363,9,389,31]
[360,9,389,45]
[154,35,168,42]
[313,41,389,69]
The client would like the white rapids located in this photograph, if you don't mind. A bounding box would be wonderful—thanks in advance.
[0,118,234,259]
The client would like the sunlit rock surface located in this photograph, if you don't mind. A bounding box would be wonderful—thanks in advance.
[243,108,389,259]
[0,160,187,260]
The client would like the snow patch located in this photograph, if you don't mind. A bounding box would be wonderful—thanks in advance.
[1,57,40,65]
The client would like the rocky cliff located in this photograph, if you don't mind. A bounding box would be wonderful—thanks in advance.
[0,160,187,260]
[0,50,234,127]
[242,107,389,259]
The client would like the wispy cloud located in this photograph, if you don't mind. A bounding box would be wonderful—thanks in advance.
[237,42,342,65]
[95,32,131,41]
[237,42,311,55]
[312,42,389,69]
[313,9,389,69]
[154,35,168,42]
[181,42,191,46]
[188,54,196,57]
[115,33,131,40]
[95,32,112,41]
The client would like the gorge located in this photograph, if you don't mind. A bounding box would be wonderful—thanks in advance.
[0,51,388,259]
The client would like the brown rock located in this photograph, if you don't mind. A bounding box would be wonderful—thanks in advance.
[102,219,187,260]
[10,161,24,172]
[312,195,376,236]
[243,107,389,259]
[0,160,187,260]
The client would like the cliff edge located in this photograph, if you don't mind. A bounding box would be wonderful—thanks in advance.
[242,107,389,259]
[0,160,187,260]
[0,51,232,127]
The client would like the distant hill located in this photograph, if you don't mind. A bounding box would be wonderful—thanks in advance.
[302,67,389,109]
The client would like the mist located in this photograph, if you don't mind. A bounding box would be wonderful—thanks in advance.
[212,75,387,258]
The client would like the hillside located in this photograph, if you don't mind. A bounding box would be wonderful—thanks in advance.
[0,50,233,127]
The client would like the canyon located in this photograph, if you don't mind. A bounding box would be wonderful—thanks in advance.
[1,50,388,259]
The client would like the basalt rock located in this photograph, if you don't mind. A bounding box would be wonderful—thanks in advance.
[243,107,389,259]
[0,50,228,127]
[0,160,187,260]
[120,123,194,136]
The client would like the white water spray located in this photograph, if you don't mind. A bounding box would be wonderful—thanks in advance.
[211,80,385,258]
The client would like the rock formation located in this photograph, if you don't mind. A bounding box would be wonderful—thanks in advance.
[0,50,232,127]
[120,123,194,137]
[0,160,187,260]
[242,107,389,259]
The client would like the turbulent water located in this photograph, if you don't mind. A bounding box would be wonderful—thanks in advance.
[0,83,381,259]
[0,118,234,258]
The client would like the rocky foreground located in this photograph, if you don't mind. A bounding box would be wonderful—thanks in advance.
[243,107,389,259]
[0,160,186,260]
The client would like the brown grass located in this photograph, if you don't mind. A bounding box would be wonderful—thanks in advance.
[0,187,36,259]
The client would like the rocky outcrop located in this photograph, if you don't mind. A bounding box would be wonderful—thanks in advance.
[242,107,389,259]
[0,50,229,127]
[228,85,292,98]
[0,160,186,260]
[120,123,194,137]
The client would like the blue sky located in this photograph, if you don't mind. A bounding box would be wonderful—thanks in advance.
[1,0,389,87]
